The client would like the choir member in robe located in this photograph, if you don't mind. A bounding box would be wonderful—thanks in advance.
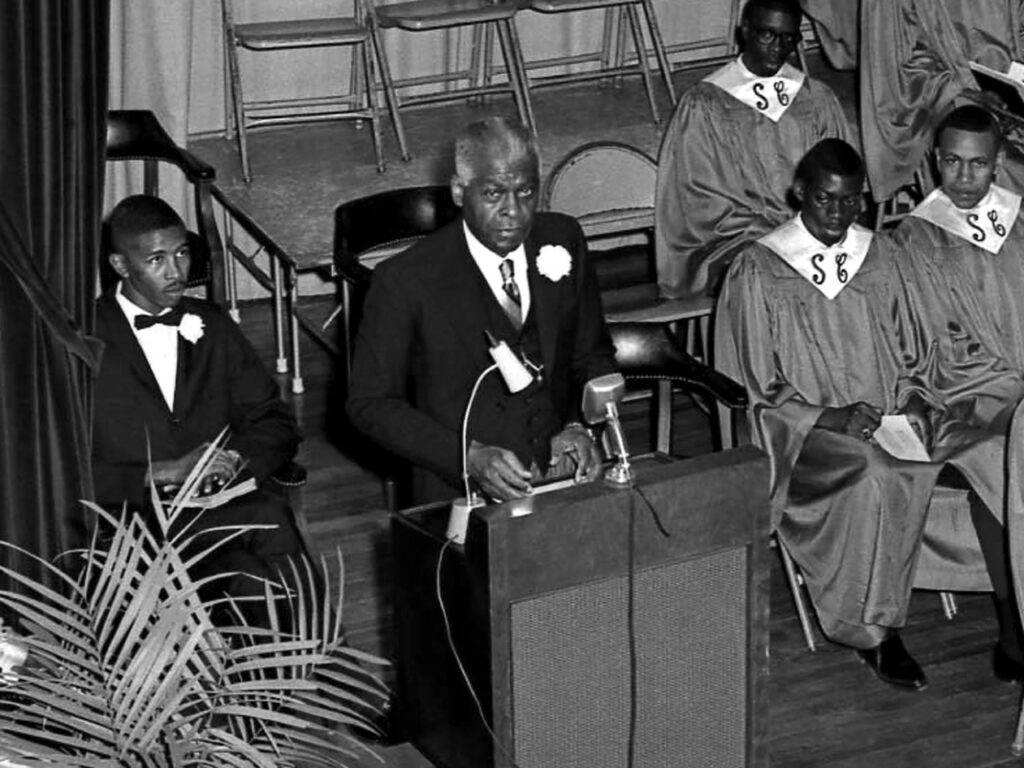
[861,0,1024,203]
[716,138,1023,689]
[893,106,1024,682]
[654,0,849,300]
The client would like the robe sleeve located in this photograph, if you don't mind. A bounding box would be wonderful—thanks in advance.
[714,251,823,517]
[655,87,770,299]
[891,222,1024,425]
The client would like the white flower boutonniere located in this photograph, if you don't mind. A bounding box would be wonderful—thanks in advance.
[178,313,205,344]
[536,244,572,282]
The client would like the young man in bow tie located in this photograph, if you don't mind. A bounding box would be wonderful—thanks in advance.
[347,116,618,505]
[716,138,1022,691]
[654,0,850,300]
[91,195,308,619]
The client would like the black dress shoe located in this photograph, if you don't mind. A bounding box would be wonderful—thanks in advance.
[994,645,1024,683]
[857,633,928,691]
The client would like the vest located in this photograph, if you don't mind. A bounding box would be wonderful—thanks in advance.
[471,295,562,474]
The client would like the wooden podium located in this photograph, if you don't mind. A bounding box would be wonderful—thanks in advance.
[391,448,771,768]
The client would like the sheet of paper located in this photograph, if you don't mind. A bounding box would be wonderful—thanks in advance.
[872,414,930,463]
[182,476,258,509]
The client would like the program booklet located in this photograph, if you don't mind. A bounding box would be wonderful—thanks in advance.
[969,61,1024,117]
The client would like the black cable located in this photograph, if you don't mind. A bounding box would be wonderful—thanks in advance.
[626,489,638,768]
[436,537,524,768]
[632,481,671,539]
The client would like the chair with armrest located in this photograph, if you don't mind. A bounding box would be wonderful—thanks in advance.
[333,184,461,384]
[545,140,718,451]
[607,321,747,455]
[103,110,225,304]
[334,185,461,512]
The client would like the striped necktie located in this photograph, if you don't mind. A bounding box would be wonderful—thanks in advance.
[499,258,522,328]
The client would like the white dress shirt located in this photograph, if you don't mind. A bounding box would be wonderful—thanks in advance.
[464,222,532,320]
[114,282,179,410]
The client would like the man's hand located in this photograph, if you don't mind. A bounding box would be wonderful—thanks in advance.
[814,402,882,441]
[466,441,533,501]
[548,423,602,484]
[898,394,934,451]
[147,444,242,496]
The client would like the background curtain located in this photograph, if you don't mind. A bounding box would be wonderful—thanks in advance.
[0,1,108,597]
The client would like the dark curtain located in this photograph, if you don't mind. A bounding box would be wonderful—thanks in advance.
[0,1,108,594]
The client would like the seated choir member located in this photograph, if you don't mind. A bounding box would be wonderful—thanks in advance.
[861,0,1024,203]
[91,195,309,623]
[715,138,1024,690]
[654,0,850,300]
[893,105,1024,681]
[347,116,618,505]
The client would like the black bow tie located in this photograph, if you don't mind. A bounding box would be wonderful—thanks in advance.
[134,308,183,330]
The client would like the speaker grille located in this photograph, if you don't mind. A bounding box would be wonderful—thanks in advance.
[510,546,749,768]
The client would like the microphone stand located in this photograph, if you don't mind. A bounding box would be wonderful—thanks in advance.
[446,363,497,544]
[602,400,632,486]
[447,337,533,544]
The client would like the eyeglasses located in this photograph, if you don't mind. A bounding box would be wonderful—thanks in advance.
[750,26,802,48]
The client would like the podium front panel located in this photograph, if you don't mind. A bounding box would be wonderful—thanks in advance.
[391,448,770,768]
[510,547,748,767]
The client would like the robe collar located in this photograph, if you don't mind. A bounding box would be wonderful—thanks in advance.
[909,185,1022,255]
[758,215,873,299]
[703,57,805,123]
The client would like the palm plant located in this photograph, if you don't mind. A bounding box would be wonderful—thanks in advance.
[0,441,388,767]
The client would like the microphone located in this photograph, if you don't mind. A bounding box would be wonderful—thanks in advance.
[447,333,535,545]
[582,373,632,485]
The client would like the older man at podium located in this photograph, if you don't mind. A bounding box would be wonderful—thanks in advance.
[347,116,617,506]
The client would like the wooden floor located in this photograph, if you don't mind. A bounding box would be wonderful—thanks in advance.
[199,56,1024,768]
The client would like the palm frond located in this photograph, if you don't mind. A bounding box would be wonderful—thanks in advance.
[0,435,388,768]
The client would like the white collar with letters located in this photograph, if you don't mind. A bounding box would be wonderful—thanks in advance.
[758,216,873,300]
[703,57,805,123]
[909,185,1022,255]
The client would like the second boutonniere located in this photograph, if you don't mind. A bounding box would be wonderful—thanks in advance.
[536,244,572,282]
[178,313,205,344]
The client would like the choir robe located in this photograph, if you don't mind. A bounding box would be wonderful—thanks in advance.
[716,219,1012,649]
[892,186,1024,412]
[800,0,858,70]
[861,0,1024,202]
[655,58,850,300]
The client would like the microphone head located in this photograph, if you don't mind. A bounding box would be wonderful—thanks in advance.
[488,339,533,393]
[581,373,626,424]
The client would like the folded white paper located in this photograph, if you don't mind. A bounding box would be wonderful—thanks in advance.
[872,414,930,463]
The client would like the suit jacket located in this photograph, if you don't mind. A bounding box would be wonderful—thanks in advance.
[92,293,300,509]
[346,212,618,503]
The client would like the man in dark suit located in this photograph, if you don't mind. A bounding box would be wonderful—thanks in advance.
[91,194,308,615]
[347,116,618,505]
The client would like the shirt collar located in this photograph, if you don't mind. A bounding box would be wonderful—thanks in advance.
[463,221,527,271]
[114,282,176,324]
